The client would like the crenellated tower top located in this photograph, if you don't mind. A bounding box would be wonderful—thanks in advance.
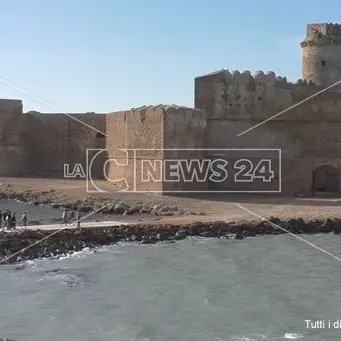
[301,23,341,47]
[301,23,341,87]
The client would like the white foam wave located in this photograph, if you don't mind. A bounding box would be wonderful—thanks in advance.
[231,333,301,341]
[21,244,120,267]
[231,336,258,341]
[284,333,303,339]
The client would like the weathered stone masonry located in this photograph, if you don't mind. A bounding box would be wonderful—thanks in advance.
[0,102,106,177]
[1,23,341,196]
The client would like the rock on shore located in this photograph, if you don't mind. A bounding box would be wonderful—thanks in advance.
[0,185,203,217]
[1,217,341,264]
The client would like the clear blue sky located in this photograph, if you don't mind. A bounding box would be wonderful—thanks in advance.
[0,0,340,113]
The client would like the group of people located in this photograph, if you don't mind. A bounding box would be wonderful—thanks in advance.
[62,209,82,228]
[0,209,27,229]
[0,208,82,230]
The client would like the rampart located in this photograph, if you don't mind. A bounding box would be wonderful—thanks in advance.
[25,112,106,177]
[195,68,341,121]
[1,65,340,196]
[0,100,106,177]
[1,23,341,197]
[105,105,206,192]
[195,68,341,195]
[0,100,27,176]
[0,101,207,192]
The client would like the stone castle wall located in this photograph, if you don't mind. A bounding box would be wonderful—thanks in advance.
[194,67,341,195]
[105,105,206,192]
[1,22,341,197]
[1,69,339,196]
[24,113,106,176]
[0,100,106,178]
[105,106,165,192]
[0,101,206,192]
[0,100,28,176]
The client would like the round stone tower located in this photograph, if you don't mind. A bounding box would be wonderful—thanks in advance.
[301,23,341,86]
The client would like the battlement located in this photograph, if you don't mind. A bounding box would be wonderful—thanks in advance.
[194,67,338,120]
[130,104,201,112]
[301,23,341,46]
[307,23,341,38]
[195,69,321,89]
[196,69,291,87]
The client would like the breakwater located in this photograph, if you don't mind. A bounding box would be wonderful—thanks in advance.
[0,185,192,217]
[1,217,341,264]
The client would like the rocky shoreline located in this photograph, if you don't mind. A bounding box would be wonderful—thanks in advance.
[1,217,341,264]
[0,184,203,217]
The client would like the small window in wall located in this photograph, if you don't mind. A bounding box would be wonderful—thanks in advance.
[321,60,326,66]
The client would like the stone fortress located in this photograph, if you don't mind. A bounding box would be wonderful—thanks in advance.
[1,23,341,196]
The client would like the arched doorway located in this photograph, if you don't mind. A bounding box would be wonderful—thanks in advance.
[95,132,106,149]
[90,132,107,179]
[312,165,340,196]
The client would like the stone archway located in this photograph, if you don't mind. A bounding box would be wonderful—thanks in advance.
[312,165,340,196]
[90,132,107,179]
